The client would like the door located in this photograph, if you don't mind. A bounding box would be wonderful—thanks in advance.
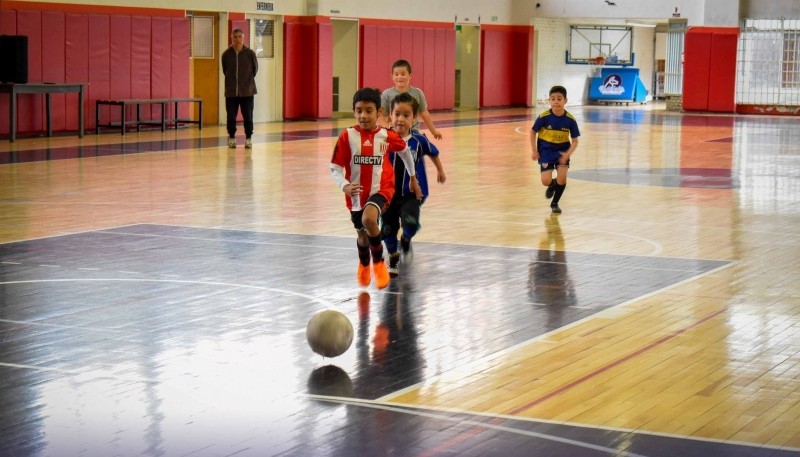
[190,12,219,125]
[251,15,283,122]
[456,24,480,110]
[332,19,359,117]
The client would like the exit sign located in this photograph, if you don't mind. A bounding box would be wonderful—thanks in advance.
[256,2,273,11]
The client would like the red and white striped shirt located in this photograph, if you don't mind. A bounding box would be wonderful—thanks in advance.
[330,125,412,211]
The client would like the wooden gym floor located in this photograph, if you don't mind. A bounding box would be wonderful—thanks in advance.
[0,105,798,456]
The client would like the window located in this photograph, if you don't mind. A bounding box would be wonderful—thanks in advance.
[737,19,800,106]
[783,31,800,89]
[191,16,214,59]
[255,19,274,59]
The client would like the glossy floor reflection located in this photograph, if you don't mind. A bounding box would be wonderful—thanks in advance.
[1,104,799,456]
[0,224,772,456]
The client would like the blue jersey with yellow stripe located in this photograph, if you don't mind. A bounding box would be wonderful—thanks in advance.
[532,109,581,164]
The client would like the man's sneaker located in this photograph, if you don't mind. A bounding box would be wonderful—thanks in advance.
[228,138,236,148]
[388,253,400,277]
[357,263,371,286]
[550,204,562,214]
[245,138,253,149]
[545,182,556,199]
[373,260,390,289]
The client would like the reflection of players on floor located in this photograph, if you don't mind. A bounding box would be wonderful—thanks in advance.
[528,214,576,329]
[353,281,423,398]
[334,284,424,457]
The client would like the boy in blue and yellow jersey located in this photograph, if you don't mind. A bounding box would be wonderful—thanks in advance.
[530,86,580,213]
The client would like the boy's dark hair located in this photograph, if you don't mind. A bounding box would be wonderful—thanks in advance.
[353,87,382,110]
[392,59,412,73]
[549,85,567,98]
[390,92,419,116]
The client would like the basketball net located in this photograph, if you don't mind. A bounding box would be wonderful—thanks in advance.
[587,56,606,78]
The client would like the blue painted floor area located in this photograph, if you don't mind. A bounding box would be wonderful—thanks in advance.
[1,224,781,457]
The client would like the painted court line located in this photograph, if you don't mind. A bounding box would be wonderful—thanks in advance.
[305,395,650,457]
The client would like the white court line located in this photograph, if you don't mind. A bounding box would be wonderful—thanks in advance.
[103,223,672,265]
[0,223,145,245]
[99,222,671,259]
[96,228,355,252]
[0,318,126,333]
[304,395,799,455]
[0,278,335,309]
[0,361,158,384]
[0,278,338,375]
[306,395,651,457]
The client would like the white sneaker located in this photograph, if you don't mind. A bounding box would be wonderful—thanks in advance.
[245,138,253,149]
[228,138,236,148]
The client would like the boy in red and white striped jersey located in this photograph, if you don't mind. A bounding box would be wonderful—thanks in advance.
[330,88,421,289]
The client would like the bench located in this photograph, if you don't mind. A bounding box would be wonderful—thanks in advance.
[2,82,85,142]
[95,97,203,135]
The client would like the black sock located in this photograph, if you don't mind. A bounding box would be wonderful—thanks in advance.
[552,183,567,206]
[400,236,410,252]
[357,241,370,266]
[368,235,384,263]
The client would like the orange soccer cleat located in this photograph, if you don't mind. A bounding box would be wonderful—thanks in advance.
[373,260,390,289]
[357,262,371,287]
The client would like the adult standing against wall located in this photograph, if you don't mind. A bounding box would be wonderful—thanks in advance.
[221,27,258,149]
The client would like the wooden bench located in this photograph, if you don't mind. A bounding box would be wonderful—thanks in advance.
[96,97,203,135]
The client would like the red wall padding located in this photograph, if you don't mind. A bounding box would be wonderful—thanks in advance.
[88,14,110,122]
[0,9,16,32]
[683,27,738,113]
[16,10,43,133]
[682,31,713,111]
[42,11,66,132]
[284,21,311,119]
[480,25,533,108]
[359,22,455,111]
[317,22,333,117]
[283,17,333,119]
[64,13,88,131]
[109,15,132,124]
[131,16,152,120]
[171,17,190,119]
[151,17,171,119]
[708,32,738,112]
[0,5,189,135]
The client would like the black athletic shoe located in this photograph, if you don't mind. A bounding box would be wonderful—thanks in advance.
[550,205,562,214]
[400,236,413,261]
[545,182,556,199]
[388,253,400,277]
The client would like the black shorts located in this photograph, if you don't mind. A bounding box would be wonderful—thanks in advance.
[381,194,423,238]
[350,193,388,230]
[540,159,570,172]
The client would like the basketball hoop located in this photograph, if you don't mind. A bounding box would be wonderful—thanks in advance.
[587,56,606,78]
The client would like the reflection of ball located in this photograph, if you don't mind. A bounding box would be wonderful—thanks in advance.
[306,310,354,357]
[307,365,354,397]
